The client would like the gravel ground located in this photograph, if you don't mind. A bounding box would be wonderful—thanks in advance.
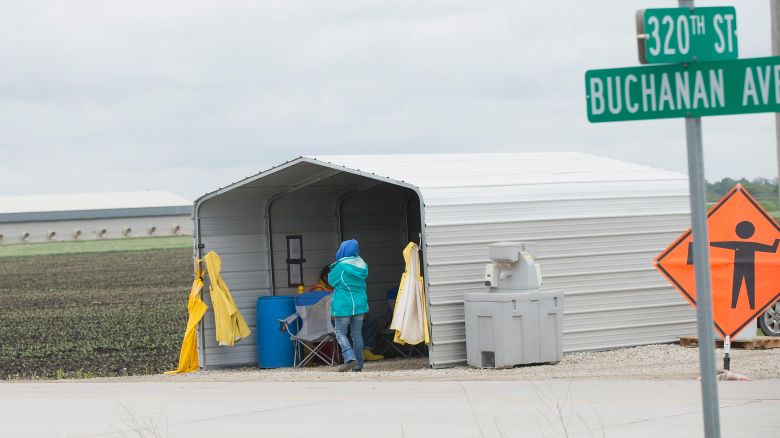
[58,344,780,383]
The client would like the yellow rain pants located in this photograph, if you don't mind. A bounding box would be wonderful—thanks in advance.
[166,266,208,374]
[203,251,251,346]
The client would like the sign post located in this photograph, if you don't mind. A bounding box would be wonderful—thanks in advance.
[585,3,780,432]
[682,103,721,438]
[773,0,780,215]
[579,1,778,436]
[677,6,720,430]
[680,2,720,435]
[685,122,721,438]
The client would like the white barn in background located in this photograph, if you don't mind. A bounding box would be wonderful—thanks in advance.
[0,191,192,244]
[194,153,697,368]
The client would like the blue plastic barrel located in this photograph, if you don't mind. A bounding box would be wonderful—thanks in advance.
[256,296,296,368]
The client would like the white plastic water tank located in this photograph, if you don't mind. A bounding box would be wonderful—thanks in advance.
[465,289,563,368]
[464,242,564,368]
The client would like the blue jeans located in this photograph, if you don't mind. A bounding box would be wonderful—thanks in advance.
[334,315,364,369]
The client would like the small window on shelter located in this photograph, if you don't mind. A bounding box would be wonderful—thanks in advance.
[286,235,305,286]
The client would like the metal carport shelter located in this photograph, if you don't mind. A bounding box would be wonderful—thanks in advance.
[193,153,696,368]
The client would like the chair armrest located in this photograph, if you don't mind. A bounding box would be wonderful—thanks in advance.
[278,312,298,332]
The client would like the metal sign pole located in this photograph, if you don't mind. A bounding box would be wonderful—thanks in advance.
[772,0,780,208]
[680,3,720,436]
[684,111,722,438]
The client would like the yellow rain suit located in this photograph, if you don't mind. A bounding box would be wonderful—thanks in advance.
[390,242,430,345]
[166,265,208,374]
[167,251,251,374]
[203,251,251,346]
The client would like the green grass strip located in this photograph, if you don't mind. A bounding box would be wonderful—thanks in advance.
[0,236,192,258]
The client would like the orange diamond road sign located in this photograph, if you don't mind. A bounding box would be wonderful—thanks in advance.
[654,184,780,339]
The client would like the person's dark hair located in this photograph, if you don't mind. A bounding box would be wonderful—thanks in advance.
[320,265,331,287]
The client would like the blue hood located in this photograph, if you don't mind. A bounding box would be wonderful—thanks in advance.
[336,239,359,260]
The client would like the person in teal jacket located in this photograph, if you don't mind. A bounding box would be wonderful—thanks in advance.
[328,239,369,372]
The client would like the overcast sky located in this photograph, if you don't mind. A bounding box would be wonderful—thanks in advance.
[1,0,774,200]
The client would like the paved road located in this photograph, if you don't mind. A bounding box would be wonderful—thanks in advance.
[1,379,777,437]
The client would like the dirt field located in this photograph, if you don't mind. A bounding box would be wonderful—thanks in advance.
[0,246,191,379]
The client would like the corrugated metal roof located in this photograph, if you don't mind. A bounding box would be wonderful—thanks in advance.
[0,191,192,214]
[307,153,687,189]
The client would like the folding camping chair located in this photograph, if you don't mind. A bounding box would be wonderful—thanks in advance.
[377,288,427,358]
[278,291,338,368]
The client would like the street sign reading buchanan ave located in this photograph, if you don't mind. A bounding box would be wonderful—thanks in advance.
[637,7,738,64]
[585,56,780,123]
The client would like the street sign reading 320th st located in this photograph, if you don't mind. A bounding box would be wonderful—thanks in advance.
[637,7,738,64]
[585,56,780,122]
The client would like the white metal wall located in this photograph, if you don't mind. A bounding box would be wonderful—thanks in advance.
[197,194,269,367]
[422,181,694,366]
[269,187,341,296]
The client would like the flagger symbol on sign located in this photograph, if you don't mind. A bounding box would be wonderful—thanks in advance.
[707,221,779,309]
[655,184,780,338]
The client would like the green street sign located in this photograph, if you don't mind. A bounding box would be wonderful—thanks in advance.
[585,56,780,123]
[637,7,737,64]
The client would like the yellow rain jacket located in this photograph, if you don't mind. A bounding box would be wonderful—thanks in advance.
[390,242,430,345]
[167,251,251,374]
[203,251,251,346]
[166,266,208,374]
